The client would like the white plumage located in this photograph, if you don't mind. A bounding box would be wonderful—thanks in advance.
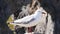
[10,7,47,27]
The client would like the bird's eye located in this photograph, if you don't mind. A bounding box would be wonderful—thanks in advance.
[42,12,46,14]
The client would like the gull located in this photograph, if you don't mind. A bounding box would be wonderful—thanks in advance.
[10,7,47,27]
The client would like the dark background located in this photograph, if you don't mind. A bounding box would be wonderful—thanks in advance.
[0,0,60,34]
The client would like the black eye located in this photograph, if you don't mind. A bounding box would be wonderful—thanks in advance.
[42,12,46,14]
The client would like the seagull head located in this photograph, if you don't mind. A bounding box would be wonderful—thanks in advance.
[34,7,47,17]
[35,7,46,13]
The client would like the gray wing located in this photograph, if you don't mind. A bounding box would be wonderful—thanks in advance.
[14,18,35,24]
